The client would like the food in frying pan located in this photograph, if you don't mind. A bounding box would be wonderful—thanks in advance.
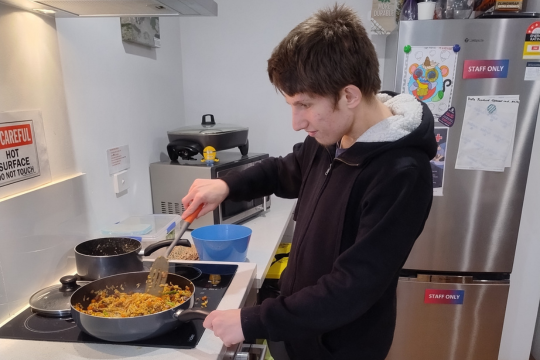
[74,283,192,318]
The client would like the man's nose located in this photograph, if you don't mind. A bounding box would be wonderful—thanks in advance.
[292,112,307,131]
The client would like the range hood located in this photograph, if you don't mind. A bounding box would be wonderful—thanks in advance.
[0,0,217,17]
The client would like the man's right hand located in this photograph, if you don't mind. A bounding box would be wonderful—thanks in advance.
[181,179,230,220]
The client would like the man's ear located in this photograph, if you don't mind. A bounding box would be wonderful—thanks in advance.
[342,85,362,109]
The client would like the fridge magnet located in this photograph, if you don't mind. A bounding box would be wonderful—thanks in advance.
[453,44,461,53]
[524,62,540,81]
[455,96,520,172]
[523,22,540,60]
[0,110,51,199]
[401,46,458,118]
[438,107,456,127]
[120,17,161,48]
[431,127,448,196]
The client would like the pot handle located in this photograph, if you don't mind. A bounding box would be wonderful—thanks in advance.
[143,239,191,256]
[201,114,215,126]
[174,308,211,322]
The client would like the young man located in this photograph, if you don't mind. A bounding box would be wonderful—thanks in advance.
[182,4,436,359]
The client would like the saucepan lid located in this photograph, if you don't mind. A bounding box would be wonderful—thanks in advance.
[167,114,248,136]
[29,275,90,317]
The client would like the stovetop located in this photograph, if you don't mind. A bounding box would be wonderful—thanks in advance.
[0,261,238,349]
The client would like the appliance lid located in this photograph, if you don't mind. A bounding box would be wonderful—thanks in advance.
[0,0,217,18]
[168,124,248,135]
[168,114,248,136]
[29,276,89,317]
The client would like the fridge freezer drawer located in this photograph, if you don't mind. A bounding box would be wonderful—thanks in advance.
[386,278,509,360]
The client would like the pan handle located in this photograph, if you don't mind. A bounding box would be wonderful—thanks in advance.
[143,239,191,256]
[174,308,212,322]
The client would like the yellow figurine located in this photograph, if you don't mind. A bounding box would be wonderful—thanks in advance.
[201,146,219,165]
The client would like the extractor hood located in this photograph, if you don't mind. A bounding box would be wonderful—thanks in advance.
[0,0,217,17]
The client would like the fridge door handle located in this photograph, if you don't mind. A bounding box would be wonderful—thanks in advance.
[416,274,474,283]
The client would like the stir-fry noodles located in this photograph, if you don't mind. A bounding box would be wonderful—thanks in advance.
[74,284,192,318]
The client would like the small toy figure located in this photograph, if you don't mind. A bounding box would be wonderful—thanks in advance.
[201,146,219,166]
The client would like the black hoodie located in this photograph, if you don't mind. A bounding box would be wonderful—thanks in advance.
[222,92,437,359]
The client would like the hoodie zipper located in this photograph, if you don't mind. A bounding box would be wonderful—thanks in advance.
[325,152,360,176]
[287,148,359,293]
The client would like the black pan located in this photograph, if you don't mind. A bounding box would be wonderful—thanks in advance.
[74,238,191,280]
[70,271,210,342]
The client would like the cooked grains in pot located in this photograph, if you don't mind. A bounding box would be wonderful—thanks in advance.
[168,245,199,260]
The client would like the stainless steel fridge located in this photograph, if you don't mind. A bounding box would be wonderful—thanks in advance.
[383,17,540,360]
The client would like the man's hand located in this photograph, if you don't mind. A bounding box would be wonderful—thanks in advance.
[203,309,245,347]
[181,179,229,219]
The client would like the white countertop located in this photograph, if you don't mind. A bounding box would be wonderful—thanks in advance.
[0,197,296,360]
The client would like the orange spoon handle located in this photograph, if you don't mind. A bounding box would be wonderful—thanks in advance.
[185,204,204,224]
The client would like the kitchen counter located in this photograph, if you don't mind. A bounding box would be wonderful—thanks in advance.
[0,197,296,360]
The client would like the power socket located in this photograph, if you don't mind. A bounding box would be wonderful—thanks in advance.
[113,170,129,193]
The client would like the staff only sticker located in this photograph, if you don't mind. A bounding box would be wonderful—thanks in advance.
[0,110,50,199]
[0,121,41,186]
[463,59,509,79]
[425,289,465,304]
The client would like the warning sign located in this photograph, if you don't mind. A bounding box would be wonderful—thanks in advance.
[0,111,50,199]
[0,121,41,187]
[524,22,540,60]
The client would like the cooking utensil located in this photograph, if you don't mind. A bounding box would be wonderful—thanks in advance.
[167,114,249,160]
[29,275,90,317]
[70,271,210,342]
[75,237,191,280]
[146,204,203,295]
[191,224,252,262]
[145,256,169,296]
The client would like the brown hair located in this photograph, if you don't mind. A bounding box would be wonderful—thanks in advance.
[267,4,380,105]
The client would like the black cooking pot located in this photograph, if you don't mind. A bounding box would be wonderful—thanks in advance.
[70,271,210,342]
[74,238,190,280]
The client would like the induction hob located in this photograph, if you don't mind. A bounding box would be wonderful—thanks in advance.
[0,261,238,349]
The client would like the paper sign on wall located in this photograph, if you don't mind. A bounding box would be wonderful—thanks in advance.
[0,111,51,199]
[107,145,130,175]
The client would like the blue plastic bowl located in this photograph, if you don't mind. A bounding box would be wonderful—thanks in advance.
[191,224,252,262]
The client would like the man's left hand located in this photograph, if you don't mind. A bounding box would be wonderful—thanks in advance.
[203,309,245,347]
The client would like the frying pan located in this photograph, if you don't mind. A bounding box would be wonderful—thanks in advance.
[70,271,210,342]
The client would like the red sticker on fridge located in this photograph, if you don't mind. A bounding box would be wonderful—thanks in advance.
[424,289,465,304]
[463,59,509,79]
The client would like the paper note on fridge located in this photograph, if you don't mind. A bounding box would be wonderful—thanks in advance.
[455,96,520,172]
